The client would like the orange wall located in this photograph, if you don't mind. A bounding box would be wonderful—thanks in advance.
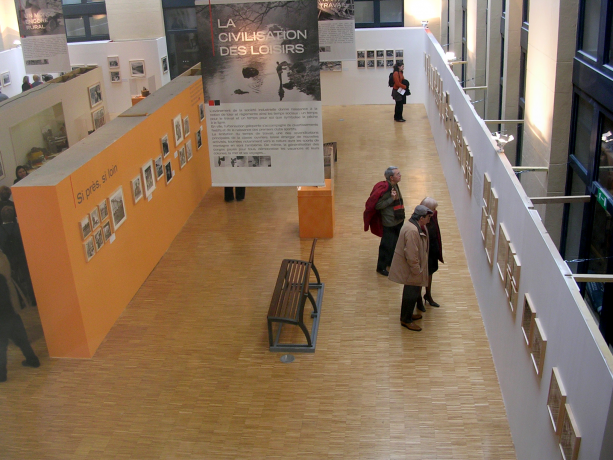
[13,80,211,358]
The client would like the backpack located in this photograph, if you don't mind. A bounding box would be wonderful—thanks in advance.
[388,72,395,87]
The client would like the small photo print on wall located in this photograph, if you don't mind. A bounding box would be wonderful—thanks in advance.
[161,134,170,157]
[80,216,91,240]
[161,56,169,74]
[179,146,187,169]
[376,50,384,58]
[98,199,108,221]
[215,156,248,167]
[386,59,394,67]
[249,156,271,167]
[102,221,112,242]
[88,82,103,108]
[90,207,101,230]
[396,59,404,66]
[94,228,104,251]
[357,50,365,59]
[319,61,342,71]
[92,107,105,130]
[199,102,205,122]
[1,71,11,87]
[196,127,203,150]
[183,116,190,136]
[386,50,394,58]
[366,50,374,59]
[186,140,193,162]
[132,175,143,203]
[357,60,365,69]
[367,60,375,68]
[141,160,156,197]
[110,71,120,83]
[155,155,164,180]
[84,237,95,262]
[173,114,183,146]
[110,186,127,231]
[395,50,404,58]
[130,59,146,77]
[164,161,173,184]
[376,59,385,68]
[108,56,119,69]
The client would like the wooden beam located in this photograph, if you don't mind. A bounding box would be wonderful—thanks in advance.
[512,166,549,172]
[530,195,591,204]
[483,119,525,124]
[571,274,613,282]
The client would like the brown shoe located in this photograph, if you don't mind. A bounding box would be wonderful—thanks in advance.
[412,313,422,320]
[401,321,422,331]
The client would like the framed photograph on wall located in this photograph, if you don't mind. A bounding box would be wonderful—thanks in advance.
[161,134,170,157]
[1,71,11,87]
[108,56,119,69]
[154,155,164,181]
[357,50,365,59]
[480,207,488,243]
[110,71,121,83]
[90,207,101,230]
[196,127,203,150]
[386,49,394,58]
[366,50,374,58]
[80,216,92,240]
[88,82,103,108]
[497,223,509,282]
[102,220,113,242]
[530,318,547,377]
[92,107,106,130]
[141,160,156,197]
[183,115,190,136]
[521,294,536,346]
[199,102,205,122]
[376,59,385,68]
[367,60,375,68]
[94,228,104,251]
[109,186,127,231]
[173,114,183,146]
[395,49,404,58]
[98,199,108,222]
[178,146,187,169]
[357,60,365,69]
[396,59,404,66]
[547,367,567,436]
[131,175,143,203]
[376,49,384,58]
[559,404,581,460]
[386,59,394,67]
[84,237,95,262]
[129,59,146,77]
[186,139,193,161]
[161,56,169,74]
[164,161,173,184]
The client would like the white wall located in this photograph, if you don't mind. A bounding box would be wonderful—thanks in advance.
[68,37,171,119]
[320,28,426,106]
[0,47,25,98]
[424,31,613,460]
[0,67,108,187]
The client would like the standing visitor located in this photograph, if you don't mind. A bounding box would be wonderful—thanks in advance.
[391,63,407,122]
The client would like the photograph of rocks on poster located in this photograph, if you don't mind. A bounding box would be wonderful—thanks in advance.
[196,0,320,103]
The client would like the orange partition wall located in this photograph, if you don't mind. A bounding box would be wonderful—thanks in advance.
[12,77,211,358]
[297,179,335,238]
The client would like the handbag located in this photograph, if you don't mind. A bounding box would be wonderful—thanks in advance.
[391,88,403,102]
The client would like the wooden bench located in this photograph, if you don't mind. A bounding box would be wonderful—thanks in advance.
[267,239,324,353]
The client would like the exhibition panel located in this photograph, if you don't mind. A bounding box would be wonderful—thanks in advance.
[12,76,211,358]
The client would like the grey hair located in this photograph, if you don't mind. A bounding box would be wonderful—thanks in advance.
[420,197,438,210]
[384,166,399,181]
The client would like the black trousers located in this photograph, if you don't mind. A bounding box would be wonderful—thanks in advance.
[0,315,38,379]
[224,187,245,202]
[377,222,403,271]
[394,100,404,120]
[401,285,422,323]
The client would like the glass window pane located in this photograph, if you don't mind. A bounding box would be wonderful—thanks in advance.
[355,1,374,23]
[572,96,594,168]
[564,169,587,272]
[598,116,613,194]
[89,14,109,36]
[164,8,197,31]
[380,0,403,23]
[586,202,612,318]
[62,0,82,4]
[65,17,86,37]
[609,11,613,63]
[581,0,601,57]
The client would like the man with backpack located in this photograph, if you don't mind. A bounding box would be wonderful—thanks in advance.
[363,166,406,276]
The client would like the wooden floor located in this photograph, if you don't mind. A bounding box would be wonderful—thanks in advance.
[1,105,516,459]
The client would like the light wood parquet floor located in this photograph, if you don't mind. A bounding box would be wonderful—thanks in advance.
[1,105,516,460]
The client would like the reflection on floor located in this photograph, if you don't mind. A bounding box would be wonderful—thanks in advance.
[1,105,516,459]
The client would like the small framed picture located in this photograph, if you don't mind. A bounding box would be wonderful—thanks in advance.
[376,59,385,68]
[161,56,169,74]
[395,49,404,58]
[80,216,92,240]
[357,60,365,69]
[186,139,193,162]
[559,404,581,460]
[141,159,156,197]
[521,294,536,346]
[183,115,190,136]
[98,199,108,221]
[84,237,96,262]
[367,60,375,68]
[161,134,170,157]
[108,56,119,69]
[129,59,146,77]
[131,175,143,203]
[357,50,365,59]
[88,82,103,108]
[386,59,394,67]
[547,367,567,436]
[530,318,547,377]
[92,106,106,130]
[110,71,121,83]
[396,59,404,66]
[179,146,187,169]
[94,228,104,251]
[90,207,101,230]
[196,127,203,150]
[199,102,205,122]
[1,71,11,87]
[109,186,127,231]
[386,49,394,58]
[366,50,374,59]
[376,50,384,58]
[164,161,173,184]
[102,220,113,242]
[173,114,183,146]
[155,155,164,181]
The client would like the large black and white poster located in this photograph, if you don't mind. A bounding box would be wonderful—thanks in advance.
[14,0,70,73]
[318,0,355,62]
[196,0,324,186]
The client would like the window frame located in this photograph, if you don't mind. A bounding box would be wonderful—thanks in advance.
[63,0,109,43]
[354,0,404,29]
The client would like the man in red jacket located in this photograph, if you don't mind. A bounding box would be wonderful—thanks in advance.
[363,166,405,276]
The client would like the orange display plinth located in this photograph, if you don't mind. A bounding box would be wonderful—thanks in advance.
[131,95,146,106]
[297,179,334,238]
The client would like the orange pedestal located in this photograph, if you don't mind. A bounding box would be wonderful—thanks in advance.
[297,179,334,238]
[131,95,146,106]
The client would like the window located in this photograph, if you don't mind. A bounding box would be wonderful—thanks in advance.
[163,7,200,79]
[355,0,403,28]
[598,115,613,194]
[579,0,601,58]
[572,96,595,170]
[62,0,109,42]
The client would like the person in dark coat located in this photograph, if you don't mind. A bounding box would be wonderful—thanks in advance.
[22,76,32,92]
[0,186,15,224]
[224,187,245,202]
[421,197,444,308]
[0,207,35,305]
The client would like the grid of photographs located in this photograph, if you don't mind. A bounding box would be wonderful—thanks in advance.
[79,196,115,262]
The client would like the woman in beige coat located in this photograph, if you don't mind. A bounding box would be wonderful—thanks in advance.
[388,205,433,331]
